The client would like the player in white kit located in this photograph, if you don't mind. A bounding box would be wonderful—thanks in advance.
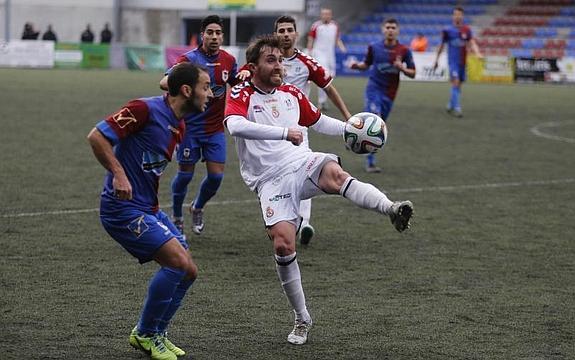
[306,8,347,110]
[274,15,352,245]
[224,35,413,346]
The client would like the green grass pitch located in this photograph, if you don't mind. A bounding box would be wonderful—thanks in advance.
[0,68,574,359]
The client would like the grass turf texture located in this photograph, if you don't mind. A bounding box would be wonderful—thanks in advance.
[1,68,574,359]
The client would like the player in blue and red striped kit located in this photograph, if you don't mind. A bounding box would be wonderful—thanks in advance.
[160,15,243,237]
[350,18,415,173]
[88,63,212,360]
[433,6,482,118]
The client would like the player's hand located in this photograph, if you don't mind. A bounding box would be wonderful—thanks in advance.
[236,69,251,81]
[349,61,359,70]
[393,56,403,71]
[112,174,133,200]
[286,128,303,146]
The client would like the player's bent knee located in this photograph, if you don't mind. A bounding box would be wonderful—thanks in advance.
[272,233,295,255]
[184,259,198,281]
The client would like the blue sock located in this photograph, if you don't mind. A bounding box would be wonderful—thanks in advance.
[156,278,194,333]
[171,171,194,218]
[137,267,186,335]
[193,173,224,209]
[451,86,461,111]
[366,153,376,167]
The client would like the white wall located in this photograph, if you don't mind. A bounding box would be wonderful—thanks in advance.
[1,0,114,42]
[0,0,305,44]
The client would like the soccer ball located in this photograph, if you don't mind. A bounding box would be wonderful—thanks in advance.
[343,112,387,154]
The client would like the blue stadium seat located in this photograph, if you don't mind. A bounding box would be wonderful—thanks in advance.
[535,28,558,37]
[522,38,546,49]
[511,48,532,57]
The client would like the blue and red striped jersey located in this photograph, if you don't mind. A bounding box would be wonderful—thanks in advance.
[363,41,415,100]
[441,25,473,68]
[96,95,185,213]
[169,47,239,136]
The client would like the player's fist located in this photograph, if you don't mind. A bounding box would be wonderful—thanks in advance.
[286,128,303,146]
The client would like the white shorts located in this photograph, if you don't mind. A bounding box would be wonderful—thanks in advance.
[257,152,339,227]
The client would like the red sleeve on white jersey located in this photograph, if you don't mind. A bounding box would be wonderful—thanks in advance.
[308,21,319,39]
[225,82,252,118]
[104,100,150,139]
[298,52,332,88]
[280,85,321,127]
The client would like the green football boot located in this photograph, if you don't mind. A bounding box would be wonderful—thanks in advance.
[159,332,186,357]
[129,327,176,360]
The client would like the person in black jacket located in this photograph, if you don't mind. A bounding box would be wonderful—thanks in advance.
[81,24,94,43]
[22,22,40,40]
[100,23,113,43]
[42,25,58,42]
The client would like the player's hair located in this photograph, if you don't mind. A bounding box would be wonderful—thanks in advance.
[384,18,399,26]
[167,62,207,97]
[245,34,281,64]
[201,15,224,32]
[274,15,297,32]
[454,6,464,13]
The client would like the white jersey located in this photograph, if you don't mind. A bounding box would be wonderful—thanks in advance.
[309,20,340,55]
[225,82,321,191]
[283,49,333,97]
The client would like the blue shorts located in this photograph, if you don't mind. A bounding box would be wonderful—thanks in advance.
[364,91,394,121]
[100,209,188,263]
[176,132,226,165]
[448,64,466,82]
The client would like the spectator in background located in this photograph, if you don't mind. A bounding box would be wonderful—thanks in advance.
[306,8,346,111]
[21,22,40,40]
[81,24,95,43]
[42,25,58,42]
[410,32,428,52]
[100,23,113,43]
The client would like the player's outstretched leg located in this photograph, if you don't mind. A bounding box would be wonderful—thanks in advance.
[388,200,414,232]
[339,177,413,232]
[298,199,314,245]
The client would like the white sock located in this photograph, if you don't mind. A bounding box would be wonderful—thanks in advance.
[340,177,393,215]
[275,253,311,323]
[299,199,312,227]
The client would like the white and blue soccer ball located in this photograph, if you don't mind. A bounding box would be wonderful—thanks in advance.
[343,112,387,154]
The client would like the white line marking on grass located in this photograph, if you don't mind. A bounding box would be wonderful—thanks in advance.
[2,178,574,219]
[530,121,575,144]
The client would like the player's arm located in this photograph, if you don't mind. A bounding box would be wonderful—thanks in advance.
[225,116,303,145]
[323,84,351,119]
[306,35,314,54]
[395,50,416,79]
[469,38,483,59]
[337,37,346,53]
[160,55,189,91]
[159,75,169,91]
[350,45,373,71]
[433,31,446,70]
[87,128,132,200]
[349,61,369,71]
[309,114,346,136]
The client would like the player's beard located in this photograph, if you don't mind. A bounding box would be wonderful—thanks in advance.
[185,91,208,113]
